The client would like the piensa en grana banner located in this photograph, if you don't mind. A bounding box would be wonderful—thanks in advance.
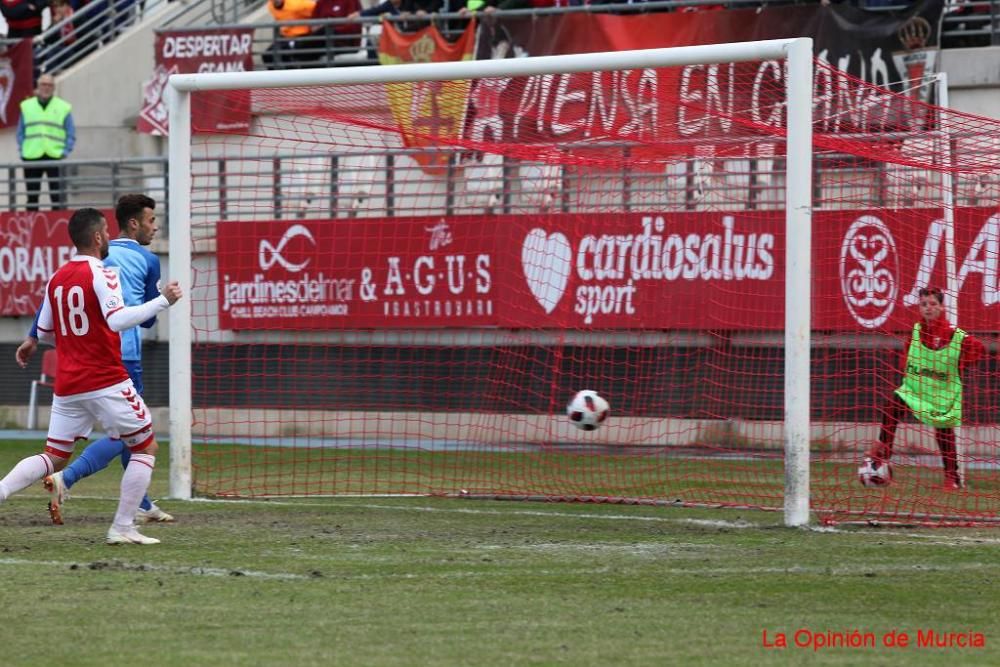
[469,0,945,149]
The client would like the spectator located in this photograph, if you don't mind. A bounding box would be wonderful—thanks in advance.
[51,0,76,39]
[587,0,663,9]
[349,0,442,30]
[111,0,139,33]
[1,0,50,38]
[42,0,79,73]
[263,0,318,69]
[17,74,75,211]
[483,0,583,12]
[66,0,137,43]
[65,1,103,56]
[405,0,445,13]
[349,0,401,19]
[301,0,363,64]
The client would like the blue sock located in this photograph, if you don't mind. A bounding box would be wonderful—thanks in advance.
[119,448,154,512]
[62,437,125,489]
[61,438,155,511]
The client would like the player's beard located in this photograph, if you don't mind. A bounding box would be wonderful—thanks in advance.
[100,238,110,259]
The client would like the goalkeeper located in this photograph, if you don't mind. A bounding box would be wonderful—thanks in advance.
[862,287,986,489]
[16,194,174,524]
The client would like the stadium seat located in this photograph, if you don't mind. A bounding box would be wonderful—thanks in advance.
[27,349,58,430]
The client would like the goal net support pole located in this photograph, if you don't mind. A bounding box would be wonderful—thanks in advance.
[166,39,816,525]
[783,37,814,527]
[167,84,193,500]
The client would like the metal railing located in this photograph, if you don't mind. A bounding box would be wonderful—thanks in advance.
[4,140,997,238]
[0,0,267,78]
[942,0,1000,47]
[0,156,167,217]
[162,0,267,28]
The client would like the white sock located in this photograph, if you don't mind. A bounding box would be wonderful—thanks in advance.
[112,453,155,530]
[0,454,52,501]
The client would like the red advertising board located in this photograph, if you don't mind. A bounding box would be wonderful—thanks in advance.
[217,217,498,329]
[217,208,999,332]
[138,28,254,135]
[0,39,34,131]
[0,210,77,315]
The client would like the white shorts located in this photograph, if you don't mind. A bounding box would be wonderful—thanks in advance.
[45,379,154,461]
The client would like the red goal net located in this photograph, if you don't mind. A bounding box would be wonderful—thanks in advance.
[180,54,999,526]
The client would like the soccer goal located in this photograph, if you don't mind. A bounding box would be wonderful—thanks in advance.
[166,38,1000,527]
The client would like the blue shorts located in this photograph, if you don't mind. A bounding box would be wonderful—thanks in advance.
[123,359,144,396]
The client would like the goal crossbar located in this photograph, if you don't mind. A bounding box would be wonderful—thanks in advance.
[167,38,815,526]
[168,39,805,91]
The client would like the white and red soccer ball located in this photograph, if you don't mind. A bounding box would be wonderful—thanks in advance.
[566,390,610,431]
[858,457,892,488]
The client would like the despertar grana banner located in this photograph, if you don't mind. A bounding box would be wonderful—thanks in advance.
[378,20,478,175]
[0,210,79,316]
[215,208,999,332]
[137,28,254,135]
[0,39,34,131]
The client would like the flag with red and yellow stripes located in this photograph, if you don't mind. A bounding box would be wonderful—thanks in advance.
[378,20,477,175]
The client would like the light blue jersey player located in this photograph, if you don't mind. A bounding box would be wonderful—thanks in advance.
[22,195,174,525]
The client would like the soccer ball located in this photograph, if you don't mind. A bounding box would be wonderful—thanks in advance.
[858,457,892,488]
[566,390,610,431]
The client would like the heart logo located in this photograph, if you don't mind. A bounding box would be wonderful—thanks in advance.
[521,228,571,314]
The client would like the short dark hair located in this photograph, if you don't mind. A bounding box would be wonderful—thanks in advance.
[68,208,106,248]
[918,287,944,303]
[115,194,156,233]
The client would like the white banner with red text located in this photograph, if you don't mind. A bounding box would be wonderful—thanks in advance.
[0,210,79,316]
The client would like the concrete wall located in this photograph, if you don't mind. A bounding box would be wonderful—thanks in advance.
[941,46,1000,116]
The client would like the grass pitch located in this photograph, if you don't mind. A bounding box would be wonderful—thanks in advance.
[0,440,997,666]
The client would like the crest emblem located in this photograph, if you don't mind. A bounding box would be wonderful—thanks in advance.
[840,215,899,329]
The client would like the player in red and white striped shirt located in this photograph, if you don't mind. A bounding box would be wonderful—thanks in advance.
[1,208,182,545]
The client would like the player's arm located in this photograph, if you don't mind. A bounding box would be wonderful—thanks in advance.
[105,284,182,332]
[15,306,44,368]
[959,332,987,371]
[34,287,56,346]
[93,265,182,332]
[896,331,909,375]
[140,251,162,329]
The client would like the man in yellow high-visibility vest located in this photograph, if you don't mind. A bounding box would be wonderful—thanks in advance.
[16,74,76,211]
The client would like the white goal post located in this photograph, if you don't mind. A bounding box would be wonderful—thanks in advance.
[166,38,815,525]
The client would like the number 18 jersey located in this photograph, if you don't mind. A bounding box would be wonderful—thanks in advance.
[37,256,130,396]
